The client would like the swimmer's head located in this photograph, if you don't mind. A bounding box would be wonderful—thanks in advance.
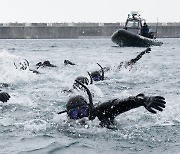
[43,61,56,67]
[73,76,89,90]
[58,79,95,120]
[66,95,90,119]
[36,60,56,68]
[89,63,104,82]
[64,59,75,66]
[90,71,102,81]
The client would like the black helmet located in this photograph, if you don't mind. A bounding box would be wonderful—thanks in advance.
[43,60,51,66]
[73,76,89,89]
[36,60,56,68]
[58,79,95,120]
[90,71,101,78]
[64,59,75,66]
[66,95,88,111]
[43,60,56,67]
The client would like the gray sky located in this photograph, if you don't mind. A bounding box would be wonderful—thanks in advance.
[1,0,179,23]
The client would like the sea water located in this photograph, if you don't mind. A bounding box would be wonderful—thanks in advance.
[0,38,179,154]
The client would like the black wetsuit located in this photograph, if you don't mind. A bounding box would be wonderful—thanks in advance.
[0,90,10,102]
[36,60,57,68]
[117,47,151,70]
[64,59,76,66]
[89,93,165,127]
[90,48,151,81]
[59,84,166,128]
[91,96,143,126]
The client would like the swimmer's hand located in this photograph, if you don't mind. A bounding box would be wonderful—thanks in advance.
[136,93,166,114]
[0,92,10,102]
[145,47,151,53]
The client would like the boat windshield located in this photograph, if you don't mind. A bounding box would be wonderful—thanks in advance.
[126,20,140,28]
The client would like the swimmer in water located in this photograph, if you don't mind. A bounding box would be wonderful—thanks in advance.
[62,74,93,93]
[88,63,104,82]
[0,83,10,88]
[88,47,151,82]
[0,90,10,102]
[117,47,151,70]
[14,59,40,74]
[58,80,166,128]
[64,59,76,66]
[36,60,57,69]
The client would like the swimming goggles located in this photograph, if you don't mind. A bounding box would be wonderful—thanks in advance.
[92,75,102,81]
[68,105,90,119]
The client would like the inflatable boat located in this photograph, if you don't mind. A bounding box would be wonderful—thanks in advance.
[111,12,163,47]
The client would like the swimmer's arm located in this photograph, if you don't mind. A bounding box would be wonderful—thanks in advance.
[128,47,151,65]
[29,69,40,74]
[0,92,10,102]
[96,96,143,120]
[96,93,166,120]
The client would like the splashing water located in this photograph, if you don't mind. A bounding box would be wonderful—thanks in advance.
[0,38,180,154]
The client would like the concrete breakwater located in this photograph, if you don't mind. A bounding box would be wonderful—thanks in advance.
[0,23,180,39]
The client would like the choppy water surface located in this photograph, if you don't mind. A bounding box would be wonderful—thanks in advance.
[0,38,180,154]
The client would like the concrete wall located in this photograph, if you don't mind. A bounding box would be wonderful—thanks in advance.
[0,26,78,39]
[78,26,180,38]
[0,24,180,39]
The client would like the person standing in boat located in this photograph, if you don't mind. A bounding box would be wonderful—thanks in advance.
[141,22,149,37]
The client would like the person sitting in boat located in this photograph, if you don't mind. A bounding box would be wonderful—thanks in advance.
[0,90,10,103]
[58,80,166,128]
[141,22,149,37]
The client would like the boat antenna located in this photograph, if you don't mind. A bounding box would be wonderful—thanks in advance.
[155,18,159,39]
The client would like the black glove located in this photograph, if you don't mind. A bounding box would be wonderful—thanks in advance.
[136,93,166,114]
[0,92,11,102]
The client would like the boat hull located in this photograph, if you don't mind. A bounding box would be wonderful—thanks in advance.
[111,29,163,47]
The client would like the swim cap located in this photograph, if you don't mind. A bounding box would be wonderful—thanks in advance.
[43,61,56,67]
[66,95,88,111]
[73,76,89,89]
